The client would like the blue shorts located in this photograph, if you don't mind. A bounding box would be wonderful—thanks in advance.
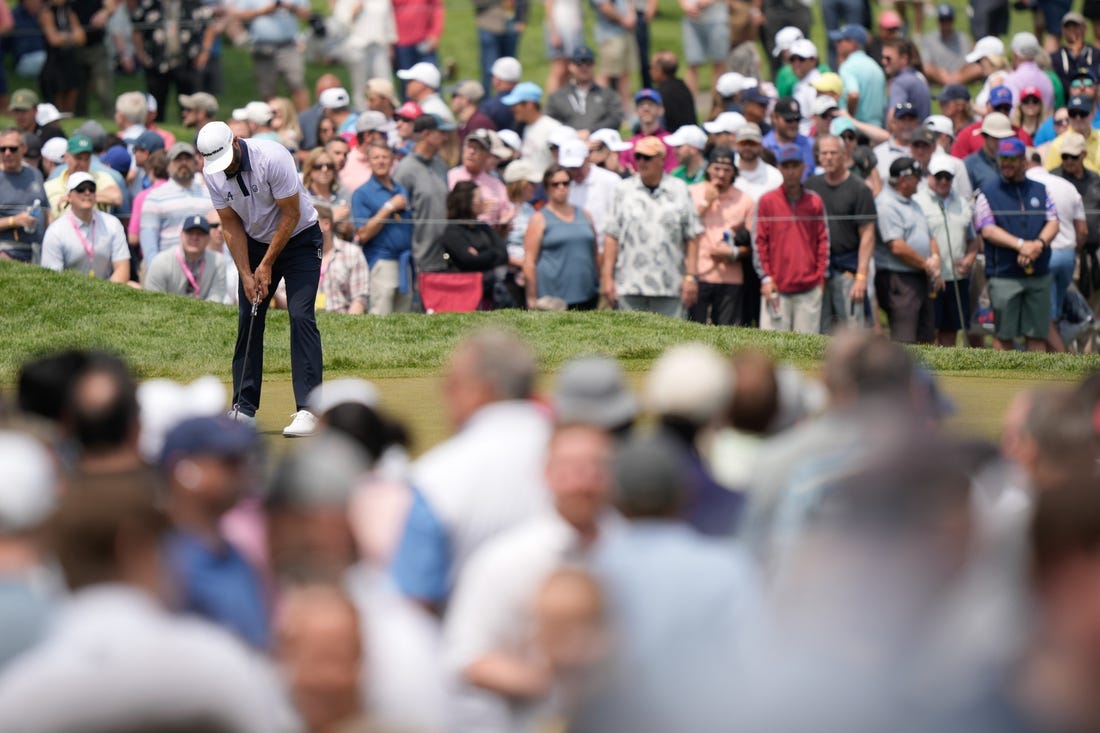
[1049,247,1076,320]
[682,6,730,65]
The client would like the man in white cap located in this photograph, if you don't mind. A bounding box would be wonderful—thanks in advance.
[964,111,1015,196]
[587,127,632,176]
[139,142,212,267]
[666,124,707,184]
[1006,32,1054,110]
[771,25,806,90]
[563,137,621,245]
[321,87,359,136]
[923,115,972,201]
[196,120,323,437]
[40,172,130,282]
[703,111,745,149]
[231,0,312,109]
[788,38,822,136]
[397,62,455,123]
[480,56,523,132]
[232,101,279,140]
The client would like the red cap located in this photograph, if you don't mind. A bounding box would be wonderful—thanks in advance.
[395,101,423,120]
[1020,86,1042,102]
[879,10,902,29]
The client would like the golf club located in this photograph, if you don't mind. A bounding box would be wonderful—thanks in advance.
[938,202,967,337]
[231,296,260,421]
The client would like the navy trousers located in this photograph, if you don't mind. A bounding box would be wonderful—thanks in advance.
[232,223,323,416]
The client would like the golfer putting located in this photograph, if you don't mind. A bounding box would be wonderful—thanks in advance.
[197,121,323,437]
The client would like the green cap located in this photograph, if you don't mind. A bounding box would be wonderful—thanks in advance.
[10,89,38,111]
[67,135,93,155]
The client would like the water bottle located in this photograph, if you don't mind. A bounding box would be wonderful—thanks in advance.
[23,199,40,234]
[767,290,783,328]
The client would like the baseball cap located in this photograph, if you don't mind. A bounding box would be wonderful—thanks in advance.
[966,35,1005,63]
[501,81,543,106]
[1020,85,1042,102]
[413,113,456,133]
[590,128,633,152]
[989,86,1014,108]
[634,88,663,106]
[233,101,273,125]
[497,128,522,152]
[503,158,541,183]
[167,142,197,161]
[889,156,921,179]
[811,72,843,95]
[936,2,954,19]
[736,123,763,143]
[813,95,839,117]
[571,45,595,64]
[707,145,736,166]
[35,103,70,127]
[774,97,802,120]
[196,121,235,174]
[878,10,902,29]
[179,92,219,114]
[490,56,522,83]
[396,62,442,89]
[182,214,211,233]
[996,137,1026,157]
[558,138,589,167]
[548,126,579,148]
[1062,131,1087,156]
[67,134,93,155]
[9,88,38,111]
[134,130,166,152]
[22,133,41,159]
[1073,66,1097,81]
[467,128,511,159]
[773,26,804,57]
[319,87,351,109]
[789,38,818,60]
[1069,95,1095,114]
[41,137,67,164]
[830,117,857,137]
[776,144,803,164]
[928,156,955,176]
[924,114,954,137]
[355,110,389,133]
[742,86,771,106]
[160,415,258,468]
[101,145,131,176]
[828,24,868,44]
[633,136,666,157]
[894,101,919,118]
[715,72,747,98]
[451,80,485,103]
[365,78,400,107]
[664,124,707,150]
[1064,10,1087,26]
[703,111,747,134]
[980,112,1014,138]
[553,356,637,429]
[938,84,971,103]
[910,127,937,146]
[0,431,57,533]
[395,101,423,120]
[66,171,95,192]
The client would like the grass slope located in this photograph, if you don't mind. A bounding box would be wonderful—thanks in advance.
[4,260,1098,382]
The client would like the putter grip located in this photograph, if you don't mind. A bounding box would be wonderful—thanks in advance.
[250,300,259,316]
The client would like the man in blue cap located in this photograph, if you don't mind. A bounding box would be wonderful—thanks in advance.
[973,137,1059,352]
[762,97,814,179]
[832,24,886,128]
[623,88,675,172]
[503,81,563,176]
[937,84,976,135]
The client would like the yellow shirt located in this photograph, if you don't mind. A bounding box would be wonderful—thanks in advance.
[1044,129,1100,173]
[44,169,121,219]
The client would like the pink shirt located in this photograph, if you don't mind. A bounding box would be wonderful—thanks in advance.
[689,182,755,285]
[620,129,676,173]
[447,166,514,226]
[127,179,167,238]
[340,148,373,194]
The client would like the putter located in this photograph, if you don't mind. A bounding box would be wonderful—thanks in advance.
[937,203,967,335]
[231,296,261,420]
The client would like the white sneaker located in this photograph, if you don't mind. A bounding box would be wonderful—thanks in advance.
[282,410,317,437]
[226,409,256,426]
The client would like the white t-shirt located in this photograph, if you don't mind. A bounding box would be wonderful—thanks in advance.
[734,160,782,202]
[522,115,565,178]
[204,138,318,244]
[569,163,624,246]
[1027,166,1085,250]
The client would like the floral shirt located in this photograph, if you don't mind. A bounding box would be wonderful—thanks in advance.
[131,0,214,73]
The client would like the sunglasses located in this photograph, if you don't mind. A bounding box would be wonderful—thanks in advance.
[933,172,954,181]
[997,156,1022,163]
[548,179,571,188]
[1062,152,1084,160]
[1070,110,1091,118]
[841,131,856,140]
[1073,79,1096,88]
[1055,117,1070,126]
[790,55,811,62]
[73,184,96,194]
[312,162,335,170]
[634,153,656,161]
[1021,97,1041,104]
[994,104,1012,114]
[0,145,20,153]
[396,115,414,122]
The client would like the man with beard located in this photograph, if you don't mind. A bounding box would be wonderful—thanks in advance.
[873,101,919,181]
[139,142,212,269]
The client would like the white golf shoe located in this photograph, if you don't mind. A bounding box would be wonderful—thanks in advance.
[226,409,256,426]
[282,410,317,437]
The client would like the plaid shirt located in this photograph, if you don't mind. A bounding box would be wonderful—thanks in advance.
[321,239,369,313]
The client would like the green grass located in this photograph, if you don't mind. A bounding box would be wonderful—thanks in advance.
[3,259,1097,383]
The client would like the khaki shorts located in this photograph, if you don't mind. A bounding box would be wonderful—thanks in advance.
[253,43,306,97]
[599,33,638,78]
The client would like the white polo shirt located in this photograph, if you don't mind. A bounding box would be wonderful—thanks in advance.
[204,138,317,244]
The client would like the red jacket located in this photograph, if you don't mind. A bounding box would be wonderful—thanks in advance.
[393,0,444,46]
[755,186,830,294]
[950,120,1034,158]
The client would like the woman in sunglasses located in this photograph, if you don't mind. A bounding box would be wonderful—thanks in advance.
[523,164,598,310]
[1012,86,1049,140]
[40,172,130,283]
[302,147,353,240]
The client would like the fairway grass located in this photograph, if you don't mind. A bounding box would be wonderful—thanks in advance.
[3,261,1098,382]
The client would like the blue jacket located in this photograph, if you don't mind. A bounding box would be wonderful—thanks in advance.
[979,175,1052,278]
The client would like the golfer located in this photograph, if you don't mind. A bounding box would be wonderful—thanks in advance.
[197,121,323,437]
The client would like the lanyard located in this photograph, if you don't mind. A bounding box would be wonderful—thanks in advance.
[68,211,96,276]
[175,246,205,298]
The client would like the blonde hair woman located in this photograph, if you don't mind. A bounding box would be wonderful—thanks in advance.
[269,96,303,150]
[302,147,353,240]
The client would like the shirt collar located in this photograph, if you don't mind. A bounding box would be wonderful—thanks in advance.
[887,186,913,203]
[237,139,253,173]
